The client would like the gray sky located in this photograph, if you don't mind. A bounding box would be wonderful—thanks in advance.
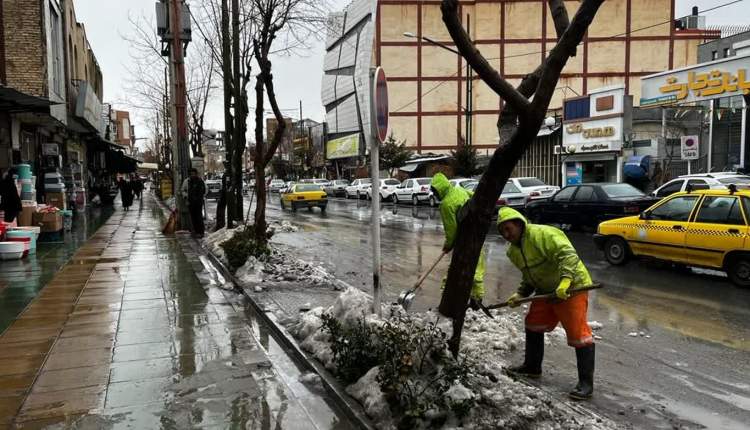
[73,0,748,142]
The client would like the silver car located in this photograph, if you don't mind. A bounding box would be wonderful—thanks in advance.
[324,179,350,197]
[465,181,528,212]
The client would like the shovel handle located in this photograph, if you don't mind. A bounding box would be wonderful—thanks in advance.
[487,283,603,310]
[413,250,449,290]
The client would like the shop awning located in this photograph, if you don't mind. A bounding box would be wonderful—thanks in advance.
[0,86,60,112]
[399,163,420,173]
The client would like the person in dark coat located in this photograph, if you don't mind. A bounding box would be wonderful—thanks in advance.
[186,168,206,237]
[118,177,134,211]
[0,168,22,222]
[132,176,143,200]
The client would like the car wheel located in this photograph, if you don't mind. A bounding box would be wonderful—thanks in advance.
[307,206,313,212]
[394,193,400,204]
[604,237,630,266]
[727,255,750,288]
[412,195,419,206]
[429,195,437,207]
[320,205,327,213]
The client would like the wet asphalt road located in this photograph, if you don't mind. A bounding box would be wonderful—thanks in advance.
[207,194,750,429]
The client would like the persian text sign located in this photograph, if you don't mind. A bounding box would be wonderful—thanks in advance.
[681,135,699,161]
[641,55,750,106]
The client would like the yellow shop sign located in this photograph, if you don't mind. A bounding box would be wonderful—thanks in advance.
[566,123,616,138]
[658,69,750,101]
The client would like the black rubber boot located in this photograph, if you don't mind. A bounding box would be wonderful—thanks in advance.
[569,344,595,400]
[507,330,544,378]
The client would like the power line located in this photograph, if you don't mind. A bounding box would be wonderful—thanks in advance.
[391,0,744,113]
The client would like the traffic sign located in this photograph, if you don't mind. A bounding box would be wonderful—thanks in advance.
[373,67,389,144]
[680,135,699,160]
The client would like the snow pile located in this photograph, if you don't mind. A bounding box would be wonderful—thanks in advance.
[236,256,264,286]
[268,220,299,233]
[230,245,343,290]
[202,227,238,265]
[292,289,618,429]
[589,321,604,330]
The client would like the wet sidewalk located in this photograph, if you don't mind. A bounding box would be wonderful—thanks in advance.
[0,194,352,429]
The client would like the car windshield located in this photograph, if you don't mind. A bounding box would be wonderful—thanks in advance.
[384,179,400,185]
[465,183,477,191]
[601,183,645,198]
[518,178,545,187]
[416,179,431,185]
[502,182,521,194]
[718,176,750,184]
[361,179,372,184]
[295,184,321,192]
[335,180,348,185]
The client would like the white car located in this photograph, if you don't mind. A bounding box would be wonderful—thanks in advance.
[367,178,402,201]
[268,179,286,193]
[509,177,559,201]
[393,177,437,206]
[300,178,330,187]
[651,172,750,198]
[449,178,476,189]
[324,179,350,197]
[345,178,372,199]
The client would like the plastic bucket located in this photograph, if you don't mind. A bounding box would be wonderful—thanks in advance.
[7,236,30,257]
[14,164,32,180]
[6,230,36,254]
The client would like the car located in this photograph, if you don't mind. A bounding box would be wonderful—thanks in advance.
[279,181,295,193]
[465,181,528,212]
[299,178,330,187]
[595,188,750,287]
[525,183,660,228]
[509,177,560,201]
[367,178,402,201]
[205,179,222,200]
[449,178,476,189]
[324,179,350,197]
[268,179,286,193]
[393,177,437,206]
[279,183,327,212]
[345,178,372,199]
[651,172,750,198]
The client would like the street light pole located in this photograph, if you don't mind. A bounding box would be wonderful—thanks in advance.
[404,30,473,147]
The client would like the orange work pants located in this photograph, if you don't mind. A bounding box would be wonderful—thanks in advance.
[524,292,593,348]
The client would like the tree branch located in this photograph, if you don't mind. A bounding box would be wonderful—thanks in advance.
[440,0,531,115]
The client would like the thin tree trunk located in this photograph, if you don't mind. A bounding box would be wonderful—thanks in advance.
[231,0,244,223]
[253,72,267,237]
[220,0,235,227]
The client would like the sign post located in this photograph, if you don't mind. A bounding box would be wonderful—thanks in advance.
[370,67,388,316]
[681,135,700,175]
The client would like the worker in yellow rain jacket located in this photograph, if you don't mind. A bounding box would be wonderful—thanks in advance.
[497,206,595,400]
[429,173,485,305]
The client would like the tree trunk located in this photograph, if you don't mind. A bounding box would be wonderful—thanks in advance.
[253,68,267,238]
[231,0,244,224]
[220,0,235,227]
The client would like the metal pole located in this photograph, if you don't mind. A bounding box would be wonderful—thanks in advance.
[708,100,714,173]
[740,96,747,169]
[369,69,381,317]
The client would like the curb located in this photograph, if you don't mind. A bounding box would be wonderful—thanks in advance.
[152,196,374,430]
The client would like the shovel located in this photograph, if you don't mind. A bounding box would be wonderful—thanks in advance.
[486,283,603,310]
[397,250,449,310]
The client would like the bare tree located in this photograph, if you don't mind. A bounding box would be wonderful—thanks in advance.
[437,0,605,355]
[250,0,330,242]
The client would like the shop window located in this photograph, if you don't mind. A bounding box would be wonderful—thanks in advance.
[564,97,590,121]
[723,47,731,58]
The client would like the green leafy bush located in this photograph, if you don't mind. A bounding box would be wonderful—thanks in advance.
[219,226,272,269]
[321,312,475,427]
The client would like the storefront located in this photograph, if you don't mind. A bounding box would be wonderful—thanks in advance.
[325,132,363,179]
[561,86,632,185]
[640,43,749,172]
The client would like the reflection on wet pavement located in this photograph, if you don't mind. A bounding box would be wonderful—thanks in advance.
[0,194,351,429]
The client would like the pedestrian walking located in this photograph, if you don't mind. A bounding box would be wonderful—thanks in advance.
[118,177,134,211]
[497,206,595,400]
[0,168,22,223]
[185,168,206,237]
[429,173,486,305]
[132,176,143,200]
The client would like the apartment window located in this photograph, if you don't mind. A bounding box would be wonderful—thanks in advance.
[49,6,63,96]
[712,50,718,60]
[632,139,652,148]
[723,47,731,58]
[563,97,590,121]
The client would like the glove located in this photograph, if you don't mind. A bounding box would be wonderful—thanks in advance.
[506,293,523,308]
[555,278,572,300]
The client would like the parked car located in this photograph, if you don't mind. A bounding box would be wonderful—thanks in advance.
[367,178,402,201]
[525,183,660,228]
[595,188,750,287]
[509,177,559,201]
[279,181,295,193]
[449,178,476,189]
[465,181,528,212]
[268,179,286,193]
[324,179,350,197]
[205,179,222,200]
[345,178,372,199]
[651,173,750,198]
[393,177,437,206]
[280,184,327,212]
[299,178,331,187]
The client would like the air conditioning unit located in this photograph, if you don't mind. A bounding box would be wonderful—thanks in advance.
[680,15,705,30]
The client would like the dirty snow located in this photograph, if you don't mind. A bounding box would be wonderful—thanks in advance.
[202,227,238,266]
[292,288,619,429]
[298,372,323,388]
[268,220,299,233]
[589,321,604,330]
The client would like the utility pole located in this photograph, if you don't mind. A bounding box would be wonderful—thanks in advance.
[157,0,192,229]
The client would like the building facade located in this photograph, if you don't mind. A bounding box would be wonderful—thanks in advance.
[375,0,719,152]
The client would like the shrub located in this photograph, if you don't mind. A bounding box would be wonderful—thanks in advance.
[321,313,382,384]
[219,226,272,269]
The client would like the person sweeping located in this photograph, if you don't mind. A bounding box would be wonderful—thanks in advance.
[497,206,595,400]
[430,173,486,307]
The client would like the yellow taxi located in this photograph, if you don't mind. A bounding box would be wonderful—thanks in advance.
[280,184,327,212]
[594,188,750,287]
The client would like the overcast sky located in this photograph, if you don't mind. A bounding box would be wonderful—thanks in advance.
[73,0,748,143]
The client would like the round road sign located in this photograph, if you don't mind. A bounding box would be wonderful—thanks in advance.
[374,67,389,144]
